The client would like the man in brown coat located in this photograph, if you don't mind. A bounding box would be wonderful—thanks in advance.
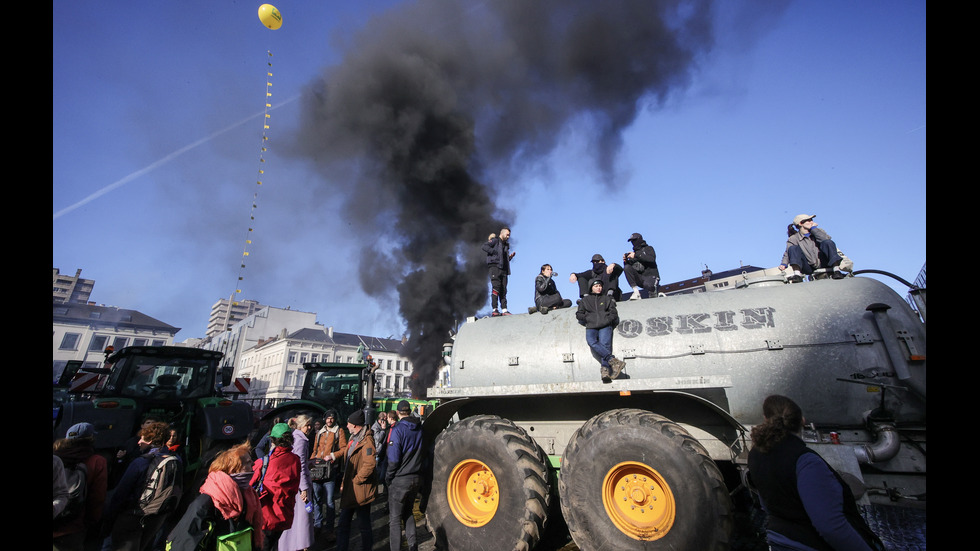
[310,410,348,539]
[335,409,377,551]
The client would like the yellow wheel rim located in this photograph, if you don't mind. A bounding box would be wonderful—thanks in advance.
[447,459,499,527]
[602,461,675,540]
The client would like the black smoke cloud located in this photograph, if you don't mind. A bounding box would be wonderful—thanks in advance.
[289,0,716,395]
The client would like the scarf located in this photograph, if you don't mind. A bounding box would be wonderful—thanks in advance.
[200,471,265,548]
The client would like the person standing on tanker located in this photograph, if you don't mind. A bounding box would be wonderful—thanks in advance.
[529,264,573,314]
[623,233,660,300]
[747,395,885,551]
[482,227,516,316]
[575,279,626,384]
[779,214,847,282]
[570,254,624,300]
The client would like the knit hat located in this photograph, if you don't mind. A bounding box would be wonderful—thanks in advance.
[270,423,291,439]
[348,409,366,426]
[66,422,96,439]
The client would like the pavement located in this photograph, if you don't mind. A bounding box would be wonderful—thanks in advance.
[308,497,925,551]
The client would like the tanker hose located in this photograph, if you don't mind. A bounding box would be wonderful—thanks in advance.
[853,423,900,465]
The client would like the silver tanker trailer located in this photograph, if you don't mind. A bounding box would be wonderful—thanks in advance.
[423,273,926,551]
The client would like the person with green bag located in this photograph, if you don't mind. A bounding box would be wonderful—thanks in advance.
[165,443,264,550]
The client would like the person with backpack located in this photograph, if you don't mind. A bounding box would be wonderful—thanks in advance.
[249,422,301,551]
[53,422,109,551]
[103,420,182,551]
[165,443,265,551]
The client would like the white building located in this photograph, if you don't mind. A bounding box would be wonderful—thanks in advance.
[237,326,414,407]
[52,303,178,382]
[201,305,319,373]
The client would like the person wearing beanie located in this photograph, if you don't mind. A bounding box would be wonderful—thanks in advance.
[386,400,426,551]
[576,279,626,383]
[335,409,377,551]
[53,422,109,550]
[310,410,347,540]
[623,232,660,300]
[250,422,301,551]
[778,214,847,282]
[570,253,624,300]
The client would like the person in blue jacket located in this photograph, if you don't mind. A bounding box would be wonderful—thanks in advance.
[385,400,425,551]
[747,395,885,551]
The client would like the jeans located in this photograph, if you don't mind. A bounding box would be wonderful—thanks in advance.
[311,477,338,530]
[388,475,421,551]
[585,325,614,367]
[335,503,372,551]
[785,240,842,275]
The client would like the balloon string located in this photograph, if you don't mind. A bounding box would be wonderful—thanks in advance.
[232,50,274,306]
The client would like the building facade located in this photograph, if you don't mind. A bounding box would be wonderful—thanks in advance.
[206,296,266,339]
[53,268,95,305]
[52,303,179,382]
[236,326,416,407]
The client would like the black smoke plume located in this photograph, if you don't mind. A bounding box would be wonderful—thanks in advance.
[290,0,716,396]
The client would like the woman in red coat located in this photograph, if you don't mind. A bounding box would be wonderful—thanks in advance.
[250,423,301,551]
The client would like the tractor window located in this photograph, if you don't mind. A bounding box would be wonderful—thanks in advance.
[304,370,362,410]
[107,354,215,399]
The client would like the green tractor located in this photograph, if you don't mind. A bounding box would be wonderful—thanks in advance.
[53,345,254,486]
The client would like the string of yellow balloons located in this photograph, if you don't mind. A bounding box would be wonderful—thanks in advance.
[232,5,282,307]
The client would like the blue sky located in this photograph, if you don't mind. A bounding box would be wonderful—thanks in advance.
[53,1,925,343]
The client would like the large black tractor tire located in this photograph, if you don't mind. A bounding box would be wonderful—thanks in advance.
[559,408,733,551]
[428,415,550,551]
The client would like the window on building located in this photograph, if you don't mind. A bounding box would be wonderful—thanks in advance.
[396,360,402,371]
[88,335,109,352]
[89,311,101,319]
[311,353,319,362]
[151,339,165,346]
[132,338,148,346]
[300,353,308,364]
[288,352,297,364]
[387,359,393,369]
[59,333,80,350]
[112,336,129,349]
[346,356,353,363]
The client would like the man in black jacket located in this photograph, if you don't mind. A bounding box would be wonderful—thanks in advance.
[569,254,624,300]
[576,279,626,383]
[624,233,660,300]
[482,227,516,316]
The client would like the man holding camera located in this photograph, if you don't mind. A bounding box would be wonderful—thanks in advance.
[624,232,660,300]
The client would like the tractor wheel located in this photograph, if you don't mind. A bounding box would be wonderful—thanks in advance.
[428,415,550,551]
[559,409,733,551]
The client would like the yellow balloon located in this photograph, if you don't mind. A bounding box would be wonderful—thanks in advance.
[258,4,282,30]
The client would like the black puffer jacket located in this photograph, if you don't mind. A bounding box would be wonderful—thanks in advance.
[575,280,620,329]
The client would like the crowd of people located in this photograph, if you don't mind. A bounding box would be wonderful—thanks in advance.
[54,403,429,551]
[483,215,850,383]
